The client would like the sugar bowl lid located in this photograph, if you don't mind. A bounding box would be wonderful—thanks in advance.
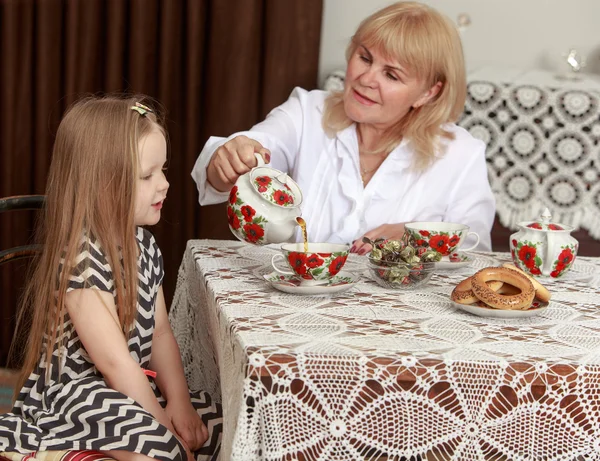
[522,207,573,232]
[250,166,303,208]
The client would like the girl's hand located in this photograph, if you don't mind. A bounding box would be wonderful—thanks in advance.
[351,223,406,255]
[207,135,271,192]
[166,401,209,452]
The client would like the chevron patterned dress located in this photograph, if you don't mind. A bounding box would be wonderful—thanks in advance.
[0,228,222,461]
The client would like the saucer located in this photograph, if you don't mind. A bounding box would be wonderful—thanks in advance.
[452,300,549,318]
[435,252,473,270]
[263,271,359,295]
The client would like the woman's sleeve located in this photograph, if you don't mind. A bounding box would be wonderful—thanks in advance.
[191,87,307,205]
[65,239,114,294]
[445,140,496,251]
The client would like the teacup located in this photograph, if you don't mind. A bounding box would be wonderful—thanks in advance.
[405,222,480,258]
[271,242,350,285]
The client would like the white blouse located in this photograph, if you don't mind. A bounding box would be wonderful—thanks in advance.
[192,88,496,250]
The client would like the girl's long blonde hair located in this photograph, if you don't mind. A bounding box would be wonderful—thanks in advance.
[12,95,165,394]
[322,1,467,170]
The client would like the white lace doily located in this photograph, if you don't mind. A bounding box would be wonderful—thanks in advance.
[461,81,600,237]
[169,240,600,461]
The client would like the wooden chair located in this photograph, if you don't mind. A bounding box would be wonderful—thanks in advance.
[0,195,45,265]
[0,195,116,461]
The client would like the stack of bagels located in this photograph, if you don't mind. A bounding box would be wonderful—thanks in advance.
[451,263,551,310]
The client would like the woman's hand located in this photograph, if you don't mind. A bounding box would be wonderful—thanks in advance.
[351,223,406,255]
[207,135,271,192]
[166,401,209,453]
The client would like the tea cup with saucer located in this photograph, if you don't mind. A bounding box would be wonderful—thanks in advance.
[405,222,479,267]
[271,242,350,286]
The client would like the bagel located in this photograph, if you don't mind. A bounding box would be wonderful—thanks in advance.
[501,263,551,302]
[471,267,535,310]
[451,277,503,305]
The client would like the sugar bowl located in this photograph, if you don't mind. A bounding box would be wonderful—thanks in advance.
[509,208,579,278]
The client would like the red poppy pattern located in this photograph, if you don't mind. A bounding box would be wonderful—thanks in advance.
[241,205,256,222]
[406,229,463,256]
[255,176,271,193]
[527,223,543,229]
[284,251,348,281]
[229,186,239,205]
[243,223,265,244]
[252,175,296,207]
[273,190,293,206]
[227,205,240,230]
[510,239,542,276]
[227,188,268,244]
[550,245,576,278]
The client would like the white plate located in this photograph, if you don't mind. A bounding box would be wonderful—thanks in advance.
[263,271,359,295]
[452,300,549,318]
[435,252,473,270]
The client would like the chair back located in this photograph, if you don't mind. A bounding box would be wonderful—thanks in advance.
[0,195,45,368]
[0,195,45,265]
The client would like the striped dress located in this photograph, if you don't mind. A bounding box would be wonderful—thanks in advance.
[0,227,221,460]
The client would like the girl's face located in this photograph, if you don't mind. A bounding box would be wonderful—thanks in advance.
[343,45,441,131]
[134,126,169,226]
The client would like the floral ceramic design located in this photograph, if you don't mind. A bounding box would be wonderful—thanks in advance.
[550,245,577,278]
[526,222,564,231]
[227,186,267,244]
[511,238,543,276]
[253,175,295,207]
[286,251,348,281]
[227,155,302,246]
[509,208,579,278]
[406,229,463,257]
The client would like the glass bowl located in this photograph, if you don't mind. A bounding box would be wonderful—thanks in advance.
[367,256,436,290]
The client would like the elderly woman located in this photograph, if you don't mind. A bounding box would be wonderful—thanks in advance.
[192,1,495,254]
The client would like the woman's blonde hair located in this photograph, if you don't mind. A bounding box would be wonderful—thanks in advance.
[12,95,165,394]
[322,1,467,170]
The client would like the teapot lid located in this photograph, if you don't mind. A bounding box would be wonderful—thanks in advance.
[250,166,303,208]
[523,207,572,232]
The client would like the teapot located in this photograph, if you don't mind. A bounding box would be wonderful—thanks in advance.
[226,154,302,245]
[509,208,579,278]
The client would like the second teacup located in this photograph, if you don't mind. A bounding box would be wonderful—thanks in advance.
[271,242,350,285]
[405,221,480,257]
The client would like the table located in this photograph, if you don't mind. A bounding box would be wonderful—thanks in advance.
[169,239,600,460]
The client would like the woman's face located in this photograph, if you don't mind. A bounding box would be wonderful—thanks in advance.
[343,45,440,131]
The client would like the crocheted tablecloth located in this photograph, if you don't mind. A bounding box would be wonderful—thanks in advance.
[169,239,600,461]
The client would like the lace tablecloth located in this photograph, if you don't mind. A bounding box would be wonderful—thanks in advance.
[169,239,600,461]
[324,67,600,237]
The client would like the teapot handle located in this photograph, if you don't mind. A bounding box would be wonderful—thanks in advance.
[254,152,266,167]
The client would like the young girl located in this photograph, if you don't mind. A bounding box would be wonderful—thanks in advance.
[0,96,221,461]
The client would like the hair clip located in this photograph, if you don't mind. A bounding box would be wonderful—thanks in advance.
[130,101,154,117]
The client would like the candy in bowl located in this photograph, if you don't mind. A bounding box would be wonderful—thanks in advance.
[227,154,302,245]
[366,236,441,289]
[509,208,579,278]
